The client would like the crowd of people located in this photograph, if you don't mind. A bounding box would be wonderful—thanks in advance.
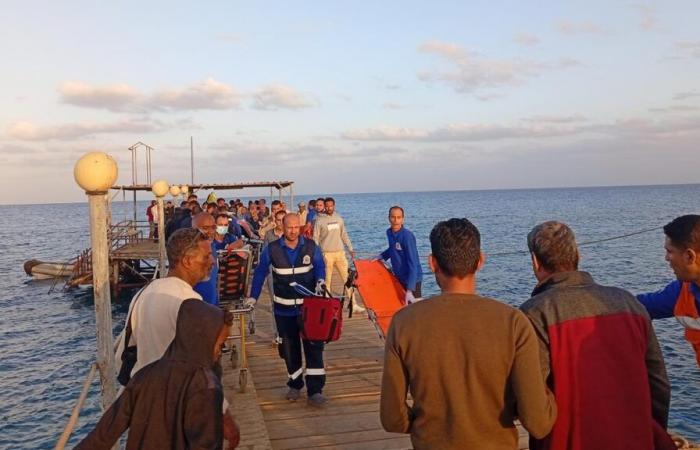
[76,196,699,450]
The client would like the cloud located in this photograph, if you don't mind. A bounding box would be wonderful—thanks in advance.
[522,114,587,124]
[342,114,700,144]
[555,20,607,35]
[215,33,245,44]
[341,123,582,142]
[514,33,540,46]
[649,105,699,114]
[59,81,140,112]
[148,78,241,110]
[384,84,401,90]
[673,91,700,101]
[418,40,544,94]
[6,118,164,141]
[59,78,242,112]
[591,116,700,140]
[252,84,314,110]
[676,41,700,58]
[630,4,662,32]
[382,102,405,110]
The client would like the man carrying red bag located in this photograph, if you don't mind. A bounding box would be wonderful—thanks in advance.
[247,213,329,407]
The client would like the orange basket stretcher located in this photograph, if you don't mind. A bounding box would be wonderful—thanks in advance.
[352,259,406,340]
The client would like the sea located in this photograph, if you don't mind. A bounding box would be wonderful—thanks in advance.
[1,184,699,448]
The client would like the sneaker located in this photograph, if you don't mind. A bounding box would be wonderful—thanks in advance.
[285,388,301,401]
[352,304,366,313]
[307,393,328,408]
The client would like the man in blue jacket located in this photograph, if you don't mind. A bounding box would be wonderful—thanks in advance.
[376,206,423,304]
[637,214,700,367]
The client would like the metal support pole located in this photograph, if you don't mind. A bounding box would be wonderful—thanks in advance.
[87,192,117,410]
[156,196,167,277]
[290,184,294,210]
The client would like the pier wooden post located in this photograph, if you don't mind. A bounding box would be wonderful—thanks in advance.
[151,180,170,277]
[88,193,118,409]
[156,196,167,275]
[74,152,119,411]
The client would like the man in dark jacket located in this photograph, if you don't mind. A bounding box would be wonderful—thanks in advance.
[75,300,239,450]
[520,221,673,450]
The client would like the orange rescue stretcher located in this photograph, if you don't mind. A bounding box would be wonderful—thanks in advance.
[352,259,407,339]
[217,247,254,392]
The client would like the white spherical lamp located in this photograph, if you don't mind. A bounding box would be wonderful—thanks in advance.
[180,185,189,195]
[151,180,169,197]
[169,185,181,197]
[74,152,119,193]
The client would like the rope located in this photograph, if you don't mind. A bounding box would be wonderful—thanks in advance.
[54,362,98,450]
[354,225,664,259]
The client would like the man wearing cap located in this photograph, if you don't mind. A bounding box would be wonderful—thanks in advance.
[298,201,308,226]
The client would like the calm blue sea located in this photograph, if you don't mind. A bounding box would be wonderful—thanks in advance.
[1,185,699,448]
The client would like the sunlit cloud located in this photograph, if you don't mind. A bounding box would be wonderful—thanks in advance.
[59,81,141,112]
[251,84,315,110]
[514,32,540,46]
[148,78,242,110]
[342,123,581,142]
[555,20,608,35]
[59,78,242,112]
[417,40,543,94]
[676,41,700,58]
[6,118,164,141]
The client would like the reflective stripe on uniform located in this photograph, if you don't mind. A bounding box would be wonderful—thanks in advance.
[288,368,303,380]
[273,296,304,306]
[305,368,326,376]
[271,265,313,275]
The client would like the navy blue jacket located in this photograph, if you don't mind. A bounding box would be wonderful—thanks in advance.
[381,227,422,291]
[251,236,326,316]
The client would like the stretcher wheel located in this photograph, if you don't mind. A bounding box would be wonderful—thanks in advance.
[239,369,248,393]
[248,320,255,335]
[230,345,238,369]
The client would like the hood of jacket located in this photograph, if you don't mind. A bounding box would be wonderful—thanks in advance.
[163,298,224,368]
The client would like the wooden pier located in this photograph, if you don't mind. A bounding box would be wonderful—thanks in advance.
[223,276,530,450]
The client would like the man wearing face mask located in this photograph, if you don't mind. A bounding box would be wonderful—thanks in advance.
[192,212,221,306]
[213,214,244,253]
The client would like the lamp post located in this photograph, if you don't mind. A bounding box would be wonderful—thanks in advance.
[73,152,118,410]
[151,180,169,276]
[169,184,181,199]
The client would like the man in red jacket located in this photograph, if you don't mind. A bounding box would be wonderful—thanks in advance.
[520,221,674,450]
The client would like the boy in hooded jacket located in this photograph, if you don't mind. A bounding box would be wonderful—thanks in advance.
[75,300,239,450]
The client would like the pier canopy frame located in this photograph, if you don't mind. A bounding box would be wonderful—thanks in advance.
[111,180,295,222]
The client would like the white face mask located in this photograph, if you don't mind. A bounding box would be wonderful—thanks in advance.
[216,225,228,235]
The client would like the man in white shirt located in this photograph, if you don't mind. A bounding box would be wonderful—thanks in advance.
[116,227,214,376]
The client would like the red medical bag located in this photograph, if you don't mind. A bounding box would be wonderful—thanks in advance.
[299,295,343,342]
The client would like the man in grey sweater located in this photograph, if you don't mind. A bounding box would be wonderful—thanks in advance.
[313,197,355,295]
[381,218,556,450]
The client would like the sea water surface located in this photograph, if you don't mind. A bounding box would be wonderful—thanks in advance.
[1,185,699,448]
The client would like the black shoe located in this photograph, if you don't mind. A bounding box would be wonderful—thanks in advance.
[307,393,327,407]
[285,388,301,401]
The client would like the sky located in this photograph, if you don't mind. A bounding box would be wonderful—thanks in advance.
[1,1,699,204]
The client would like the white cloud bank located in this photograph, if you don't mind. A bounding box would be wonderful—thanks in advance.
[417,40,575,95]
[59,79,314,112]
[252,85,314,110]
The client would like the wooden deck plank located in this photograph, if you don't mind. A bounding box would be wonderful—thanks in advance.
[224,266,531,450]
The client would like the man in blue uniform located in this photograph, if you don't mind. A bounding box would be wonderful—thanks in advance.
[637,214,700,367]
[246,213,328,406]
[376,206,423,304]
[192,213,220,306]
